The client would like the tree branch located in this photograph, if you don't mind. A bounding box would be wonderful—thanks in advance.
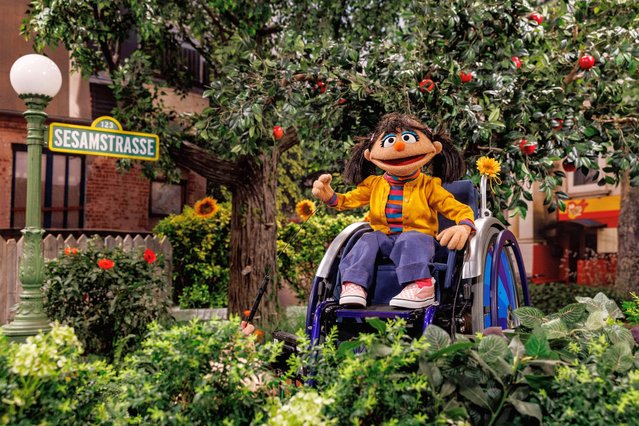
[593,116,639,126]
[169,141,242,187]
[276,127,300,155]
[92,4,117,73]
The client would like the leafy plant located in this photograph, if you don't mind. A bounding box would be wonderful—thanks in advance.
[43,241,171,359]
[105,319,284,425]
[154,204,231,308]
[528,282,625,315]
[0,324,116,425]
[622,292,639,325]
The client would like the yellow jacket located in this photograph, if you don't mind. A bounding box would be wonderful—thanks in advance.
[331,173,474,236]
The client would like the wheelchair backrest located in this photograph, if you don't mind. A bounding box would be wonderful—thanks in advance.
[438,180,479,232]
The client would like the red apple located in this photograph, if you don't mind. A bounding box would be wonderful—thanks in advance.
[511,56,522,69]
[337,98,347,105]
[551,118,564,130]
[579,55,595,70]
[529,12,543,24]
[419,78,435,92]
[316,80,327,93]
[460,72,473,84]
[562,160,576,172]
[519,139,537,155]
[273,125,284,140]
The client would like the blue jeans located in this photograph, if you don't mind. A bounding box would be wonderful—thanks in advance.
[339,230,435,290]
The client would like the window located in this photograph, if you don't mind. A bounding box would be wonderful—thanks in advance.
[149,181,186,227]
[565,158,610,197]
[11,145,85,229]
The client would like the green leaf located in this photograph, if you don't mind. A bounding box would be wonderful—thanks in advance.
[541,318,568,339]
[366,317,386,334]
[459,386,492,410]
[602,344,633,373]
[424,325,451,352]
[508,398,543,421]
[514,307,545,328]
[555,303,587,324]
[524,374,554,390]
[427,342,475,361]
[508,335,526,358]
[525,333,551,357]
[585,311,606,331]
[605,325,635,348]
[337,340,361,356]
[478,335,509,363]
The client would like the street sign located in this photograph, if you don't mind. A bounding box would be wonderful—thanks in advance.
[48,116,159,161]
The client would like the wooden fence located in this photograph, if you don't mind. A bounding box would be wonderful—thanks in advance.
[0,233,172,325]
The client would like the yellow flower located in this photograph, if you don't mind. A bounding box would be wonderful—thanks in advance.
[295,199,316,221]
[476,156,501,178]
[194,197,220,219]
[362,212,370,222]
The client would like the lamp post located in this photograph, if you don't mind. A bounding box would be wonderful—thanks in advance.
[3,54,62,340]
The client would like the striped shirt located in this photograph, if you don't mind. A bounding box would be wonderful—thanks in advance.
[383,170,420,234]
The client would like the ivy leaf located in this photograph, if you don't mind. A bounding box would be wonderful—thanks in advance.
[508,398,543,422]
[424,325,451,352]
[514,307,546,329]
[478,335,509,363]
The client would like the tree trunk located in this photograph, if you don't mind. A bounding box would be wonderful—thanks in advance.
[228,153,279,324]
[615,174,639,296]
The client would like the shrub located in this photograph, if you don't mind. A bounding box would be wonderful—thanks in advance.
[622,293,639,326]
[278,212,363,300]
[106,319,284,425]
[287,293,639,425]
[0,324,116,425]
[528,282,626,315]
[43,242,171,359]
[154,204,230,308]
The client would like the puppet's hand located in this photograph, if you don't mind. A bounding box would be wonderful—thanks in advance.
[241,320,256,335]
[436,225,472,251]
[312,174,335,203]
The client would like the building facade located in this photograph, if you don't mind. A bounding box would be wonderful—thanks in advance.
[0,1,208,237]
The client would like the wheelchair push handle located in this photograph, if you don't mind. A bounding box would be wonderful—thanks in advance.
[479,175,493,218]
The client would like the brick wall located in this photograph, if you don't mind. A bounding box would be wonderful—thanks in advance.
[185,169,207,205]
[0,117,26,228]
[84,157,151,231]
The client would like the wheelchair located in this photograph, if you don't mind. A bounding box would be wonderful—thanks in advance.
[304,176,531,346]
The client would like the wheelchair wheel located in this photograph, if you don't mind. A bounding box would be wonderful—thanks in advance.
[471,223,530,332]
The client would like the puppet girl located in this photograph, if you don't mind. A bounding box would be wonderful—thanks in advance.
[312,113,475,309]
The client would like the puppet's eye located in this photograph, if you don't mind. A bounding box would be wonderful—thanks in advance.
[401,131,419,144]
[381,134,397,148]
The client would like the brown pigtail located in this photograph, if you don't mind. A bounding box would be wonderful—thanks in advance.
[429,129,466,183]
[343,135,377,185]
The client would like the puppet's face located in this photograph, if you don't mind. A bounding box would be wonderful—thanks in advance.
[364,128,443,177]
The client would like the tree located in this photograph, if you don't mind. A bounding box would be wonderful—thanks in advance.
[25,0,639,320]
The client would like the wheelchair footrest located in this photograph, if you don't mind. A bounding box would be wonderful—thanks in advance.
[334,304,434,320]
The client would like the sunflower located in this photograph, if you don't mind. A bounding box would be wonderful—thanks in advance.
[295,199,316,221]
[194,197,220,219]
[476,156,501,178]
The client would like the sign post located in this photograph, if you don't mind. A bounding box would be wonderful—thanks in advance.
[48,116,160,161]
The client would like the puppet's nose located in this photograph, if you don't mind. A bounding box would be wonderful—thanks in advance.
[394,140,406,151]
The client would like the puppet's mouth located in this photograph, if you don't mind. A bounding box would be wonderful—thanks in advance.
[378,154,427,166]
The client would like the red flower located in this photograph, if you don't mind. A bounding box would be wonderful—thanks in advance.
[97,258,115,270]
[64,246,78,256]
[460,71,473,84]
[143,248,157,264]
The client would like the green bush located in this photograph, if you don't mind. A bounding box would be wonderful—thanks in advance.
[43,242,171,359]
[286,293,639,425]
[622,293,639,326]
[0,324,116,425]
[104,319,284,425]
[278,212,363,300]
[528,282,626,315]
[154,205,230,308]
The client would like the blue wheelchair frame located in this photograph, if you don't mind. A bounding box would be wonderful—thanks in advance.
[305,178,531,345]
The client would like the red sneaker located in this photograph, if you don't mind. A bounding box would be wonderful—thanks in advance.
[389,278,435,309]
[339,282,367,307]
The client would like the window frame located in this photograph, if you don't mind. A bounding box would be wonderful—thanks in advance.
[10,144,86,229]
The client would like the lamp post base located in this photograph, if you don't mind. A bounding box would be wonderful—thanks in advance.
[2,316,51,343]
